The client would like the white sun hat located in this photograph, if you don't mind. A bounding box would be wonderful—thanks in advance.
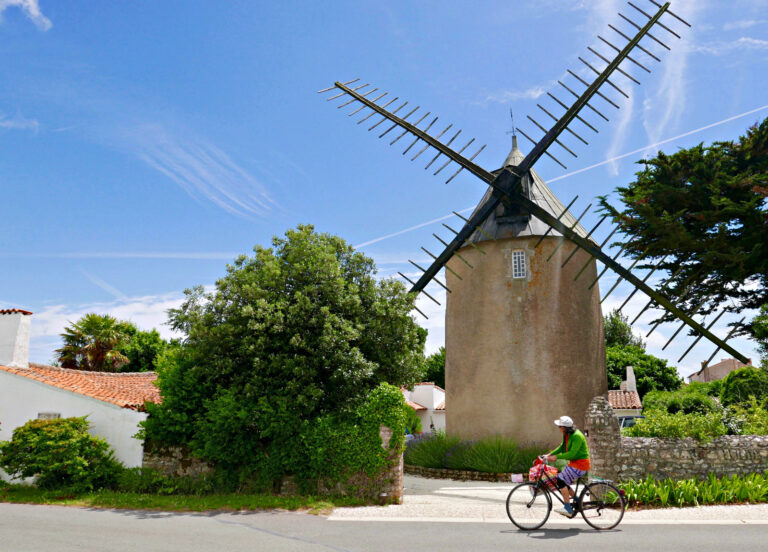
[554,415,574,427]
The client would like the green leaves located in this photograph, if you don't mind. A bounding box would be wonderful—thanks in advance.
[624,411,728,442]
[606,345,682,398]
[143,225,425,485]
[0,417,123,491]
[599,117,768,335]
[620,473,768,507]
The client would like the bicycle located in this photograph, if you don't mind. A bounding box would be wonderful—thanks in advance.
[505,456,626,531]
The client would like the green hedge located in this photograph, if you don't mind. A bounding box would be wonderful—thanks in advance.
[624,411,728,442]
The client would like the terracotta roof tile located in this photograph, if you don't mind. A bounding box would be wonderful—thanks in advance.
[0,309,33,315]
[434,401,445,411]
[406,399,427,411]
[414,381,447,393]
[608,390,642,410]
[0,363,160,411]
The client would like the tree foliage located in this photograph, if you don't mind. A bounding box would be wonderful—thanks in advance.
[142,225,425,484]
[55,314,169,372]
[752,304,768,369]
[604,309,645,349]
[719,366,768,407]
[423,347,446,389]
[599,118,768,337]
[56,314,130,371]
[119,324,169,372]
[606,345,682,398]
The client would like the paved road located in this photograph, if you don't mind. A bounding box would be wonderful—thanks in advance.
[1,503,767,552]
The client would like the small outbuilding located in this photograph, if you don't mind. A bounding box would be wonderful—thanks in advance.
[402,382,446,433]
[0,309,160,481]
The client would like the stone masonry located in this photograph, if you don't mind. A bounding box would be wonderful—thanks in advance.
[585,395,768,481]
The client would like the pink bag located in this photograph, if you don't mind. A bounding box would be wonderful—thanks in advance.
[528,463,558,483]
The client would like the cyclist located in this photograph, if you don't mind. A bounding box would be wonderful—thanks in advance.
[542,415,590,517]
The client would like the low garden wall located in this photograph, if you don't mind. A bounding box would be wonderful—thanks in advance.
[142,425,404,504]
[404,464,515,482]
[585,396,768,481]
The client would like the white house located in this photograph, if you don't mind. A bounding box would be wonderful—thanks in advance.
[402,382,446,433]
[0,309,161,480]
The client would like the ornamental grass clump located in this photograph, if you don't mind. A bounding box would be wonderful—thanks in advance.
[404,433,540,473]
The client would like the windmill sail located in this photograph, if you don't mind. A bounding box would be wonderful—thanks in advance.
[319,1,748,364]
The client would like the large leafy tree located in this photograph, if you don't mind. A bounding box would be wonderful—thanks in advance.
[56,314,130,372]
[143,225,426,470]
[423,347,446,389]
[599,118,768,337]
[119,324,169,372]
[752,305,768,369]
[606,345,682,398]
[604,309,645,349]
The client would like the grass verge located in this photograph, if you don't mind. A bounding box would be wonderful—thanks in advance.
[0,483,368,514]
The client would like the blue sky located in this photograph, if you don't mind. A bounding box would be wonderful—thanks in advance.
[1,0,766,377]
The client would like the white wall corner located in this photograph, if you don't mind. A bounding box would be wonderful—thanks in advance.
[0,312,32,368]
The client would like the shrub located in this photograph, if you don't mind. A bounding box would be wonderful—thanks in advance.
[726,397,768,435]
[720,367,768,407]
[0,417,123,491]
[404,407,422,435]
[643,388,720,415]
[624,410,727,442]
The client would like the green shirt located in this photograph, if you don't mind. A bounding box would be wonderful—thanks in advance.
[549,429,590,461]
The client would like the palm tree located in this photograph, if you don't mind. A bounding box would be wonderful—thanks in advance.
[56,313,130,372]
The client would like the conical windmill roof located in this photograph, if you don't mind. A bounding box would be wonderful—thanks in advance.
[466,137,589,244]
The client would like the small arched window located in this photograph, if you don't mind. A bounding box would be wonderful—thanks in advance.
[512,250,526,279]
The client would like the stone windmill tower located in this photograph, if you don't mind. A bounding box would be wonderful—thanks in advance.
[445,136,605,444]
[321,1,749,445]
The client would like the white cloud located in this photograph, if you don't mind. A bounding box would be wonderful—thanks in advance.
[0,0,51,31]
[124,122,275,218]
[0,113,39,132]
[480,84,550,106]
[693,36,768,55]
[723,19,767,31]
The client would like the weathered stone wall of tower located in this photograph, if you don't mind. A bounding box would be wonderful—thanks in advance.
[445,235,606,446]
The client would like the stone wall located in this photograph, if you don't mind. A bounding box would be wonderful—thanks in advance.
[143,425,404,504]
[142,444,213,478]
[405,464,515,482]
[585,396,768,481]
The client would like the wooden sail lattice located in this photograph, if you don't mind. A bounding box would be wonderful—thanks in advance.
[319,1,749,367]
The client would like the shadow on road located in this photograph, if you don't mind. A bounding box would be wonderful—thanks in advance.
[501,527,621,539]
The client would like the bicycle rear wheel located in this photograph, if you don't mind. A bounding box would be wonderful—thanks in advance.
[578,481,625,530]
[506,482,552,530]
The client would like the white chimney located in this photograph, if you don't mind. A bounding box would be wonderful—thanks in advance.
[625,365,637,393]
[0,309,32,368]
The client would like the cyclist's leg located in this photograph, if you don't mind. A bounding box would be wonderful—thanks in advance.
[557,466,586,506]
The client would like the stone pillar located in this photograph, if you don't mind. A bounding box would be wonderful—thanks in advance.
[584,396,621,481]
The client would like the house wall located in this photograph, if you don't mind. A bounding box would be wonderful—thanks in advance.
[585,396,768,481]
[0,371,148,480]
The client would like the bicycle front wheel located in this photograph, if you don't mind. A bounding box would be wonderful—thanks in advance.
[506,482,552,530]
[578,481,626,530]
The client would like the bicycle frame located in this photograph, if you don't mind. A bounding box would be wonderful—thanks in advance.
[531,459,584,508]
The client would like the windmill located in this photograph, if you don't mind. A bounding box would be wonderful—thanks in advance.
[319,1,750,443]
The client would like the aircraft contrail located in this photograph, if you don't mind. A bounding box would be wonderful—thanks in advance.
[354,104,768,249]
